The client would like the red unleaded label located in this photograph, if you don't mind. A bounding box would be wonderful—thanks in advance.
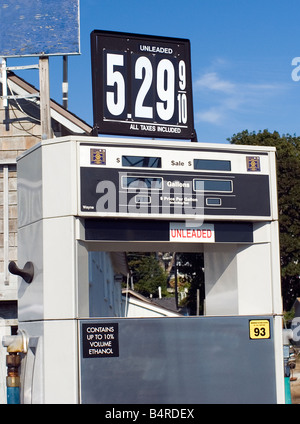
[169,223,215,242]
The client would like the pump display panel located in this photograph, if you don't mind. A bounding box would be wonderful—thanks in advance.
[79,143,272,220]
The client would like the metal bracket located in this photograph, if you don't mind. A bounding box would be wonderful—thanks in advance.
[8,261,34,284]
[0,58,40,107]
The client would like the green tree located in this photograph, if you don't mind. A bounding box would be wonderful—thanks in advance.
[228,129,300,310]
[176,252,205,315]
[127,253,167,297]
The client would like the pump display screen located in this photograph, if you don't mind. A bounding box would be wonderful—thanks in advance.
[122,156,161,168]
[194,159,231,171]
[121,176,163,190]
[90,30,195,140]
[194,179,233,192]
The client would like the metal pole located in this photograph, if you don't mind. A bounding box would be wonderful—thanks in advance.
[174,253,178,310]
[1,58,8,108]
[62,55,68,109]
[3,165,9,285]
[39,56,51,140]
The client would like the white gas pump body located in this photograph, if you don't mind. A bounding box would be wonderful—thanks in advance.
[16,136,284,403]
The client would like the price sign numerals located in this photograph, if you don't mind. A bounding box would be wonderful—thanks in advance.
[91,31,194,139]
[104,52,188,125]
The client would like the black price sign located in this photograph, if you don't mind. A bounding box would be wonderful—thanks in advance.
[91,30,195,140]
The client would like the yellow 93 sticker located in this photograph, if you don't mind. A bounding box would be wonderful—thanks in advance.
[249,320,270,340]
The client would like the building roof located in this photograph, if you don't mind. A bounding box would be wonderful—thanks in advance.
[150,297,179,313]
[110,252,129,276]
[3,70,93,135]
[122,288,182,316]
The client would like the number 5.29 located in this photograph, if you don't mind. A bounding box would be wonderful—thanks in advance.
[105,52,187,124]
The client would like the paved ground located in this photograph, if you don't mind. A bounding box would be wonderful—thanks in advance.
[290,354,300,404]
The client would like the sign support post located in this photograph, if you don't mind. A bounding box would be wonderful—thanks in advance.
[39,57,51,140]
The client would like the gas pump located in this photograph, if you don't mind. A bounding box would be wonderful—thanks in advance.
[7,135,285,403]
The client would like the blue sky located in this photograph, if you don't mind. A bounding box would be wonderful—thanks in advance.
[6,0,300,143]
